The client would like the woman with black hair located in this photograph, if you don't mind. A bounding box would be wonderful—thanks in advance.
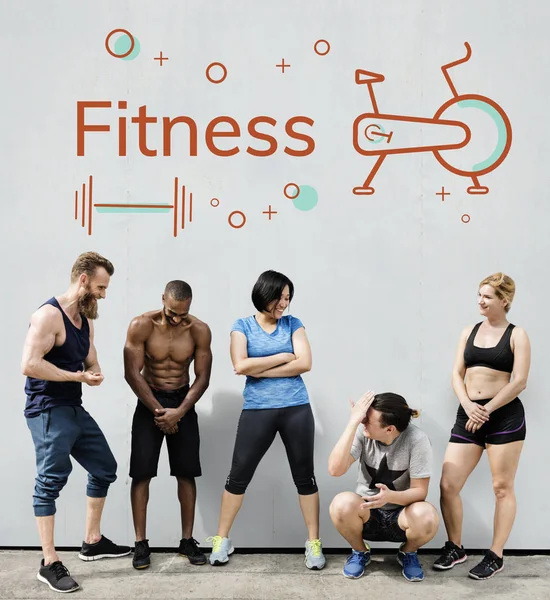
[208,270,324,569]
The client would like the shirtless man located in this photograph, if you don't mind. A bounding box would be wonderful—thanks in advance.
[123,280,212,570]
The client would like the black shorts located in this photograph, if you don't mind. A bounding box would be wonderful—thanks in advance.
[362,507,406,543]
[129,386,201,480]
[450,397,526,448]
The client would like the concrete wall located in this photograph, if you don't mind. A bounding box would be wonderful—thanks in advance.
[1,0,548,549]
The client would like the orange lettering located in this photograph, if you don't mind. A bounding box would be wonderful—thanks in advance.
[162,116,198,156]
[247,116,278,157]
[205,117,240,157]
[131,105,157,157]
[77,101,111,156]
[118,100,127,156]
[284,116,315,157]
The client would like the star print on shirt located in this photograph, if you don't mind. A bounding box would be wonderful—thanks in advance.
[366,455,407,491]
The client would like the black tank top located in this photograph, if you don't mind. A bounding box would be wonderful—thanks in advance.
[463,322,515,373]
[24,297,90,417]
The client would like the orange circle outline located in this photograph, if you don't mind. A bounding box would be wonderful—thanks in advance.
[210,198,220,207]
[314,39,330,56]
[228,210,246,229]
[433,94,512,178]
[284,183,300,200]
[461,214,471,223]
[206,62,228,84]
[105,29,135,59]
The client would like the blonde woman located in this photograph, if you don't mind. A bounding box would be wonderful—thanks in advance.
[434,273,530,580]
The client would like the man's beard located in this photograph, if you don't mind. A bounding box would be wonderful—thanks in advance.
[79,293,99,319]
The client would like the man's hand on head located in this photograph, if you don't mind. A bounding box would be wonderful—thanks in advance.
[349,390,375,425]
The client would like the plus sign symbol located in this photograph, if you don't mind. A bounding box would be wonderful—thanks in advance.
[436,187,451,201]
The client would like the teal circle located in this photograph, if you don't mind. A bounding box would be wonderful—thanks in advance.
[366,123,386,144]
[292,185,318,211]
[457,99,508,172]
[114,33,140,60]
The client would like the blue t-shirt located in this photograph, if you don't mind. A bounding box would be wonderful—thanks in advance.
[231,315,310,410]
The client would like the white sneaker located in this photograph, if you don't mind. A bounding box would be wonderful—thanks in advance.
[207,536,234,566]
[305,539,326,570]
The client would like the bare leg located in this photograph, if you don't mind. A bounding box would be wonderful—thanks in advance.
[217,490,245,538]
[298,492,320,540]
[177,477,196,539]
[398,502,439,552]
[486,441,524,557]
[329,492,371,552]
[37,516,58,565]
[440,442,483,546]
[131,478,151,542]
[85,497,106,544]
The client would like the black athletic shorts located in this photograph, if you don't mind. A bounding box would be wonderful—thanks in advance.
[450,397,526,448]
[362,507,406,543]
[129,385,201,480]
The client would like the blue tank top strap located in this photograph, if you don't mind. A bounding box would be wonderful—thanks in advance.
[44,297,89,334]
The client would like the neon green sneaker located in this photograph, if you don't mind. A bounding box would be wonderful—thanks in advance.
[305,539,326,570]
[207,536,234,566]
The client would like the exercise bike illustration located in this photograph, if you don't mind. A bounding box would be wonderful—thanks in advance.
[352,42,512,195]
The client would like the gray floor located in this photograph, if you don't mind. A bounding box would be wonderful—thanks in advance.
[1,550,549,600]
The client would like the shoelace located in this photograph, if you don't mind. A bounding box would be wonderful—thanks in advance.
[308,539,322,557]
[441,543,457,561]
[49,561,71,581]
[347,550,368,564]
[479,552,498,570]
[135,541,149,559]
[206,536,223,552]
[402,552,421,569]
[186,538,201,552]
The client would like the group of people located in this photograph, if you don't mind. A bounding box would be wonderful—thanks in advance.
[21,251,530,593]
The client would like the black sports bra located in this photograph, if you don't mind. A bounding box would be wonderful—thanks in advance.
[463,322,515,373]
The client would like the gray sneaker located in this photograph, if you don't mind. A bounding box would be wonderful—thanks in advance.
[305,539,326,570]
[207,536,234,566]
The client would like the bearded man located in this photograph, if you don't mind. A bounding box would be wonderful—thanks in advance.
[22,251,130,593]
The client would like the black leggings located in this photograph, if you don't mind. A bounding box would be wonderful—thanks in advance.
[225,403,318,495]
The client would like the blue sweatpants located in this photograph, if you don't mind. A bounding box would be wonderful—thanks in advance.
[26,405,117,517]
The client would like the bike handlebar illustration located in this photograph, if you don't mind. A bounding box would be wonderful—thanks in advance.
[352,43,512,195]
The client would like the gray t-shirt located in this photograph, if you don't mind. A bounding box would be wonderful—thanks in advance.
[350,424,432,511]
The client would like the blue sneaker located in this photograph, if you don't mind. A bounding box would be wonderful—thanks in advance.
[207,536,234,566]
[343,547,371,579]
[397,544,424,582]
